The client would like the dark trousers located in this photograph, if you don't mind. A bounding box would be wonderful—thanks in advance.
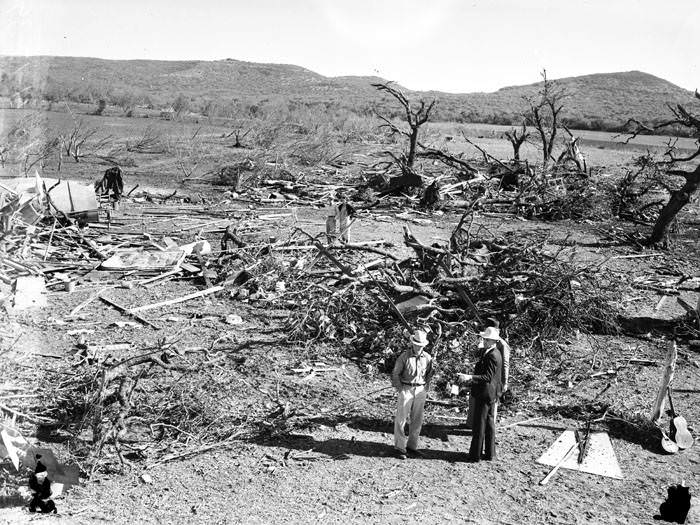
[469,398,496,460]
[29,496,56,514]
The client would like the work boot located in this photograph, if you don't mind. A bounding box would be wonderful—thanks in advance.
[407,448,425,458]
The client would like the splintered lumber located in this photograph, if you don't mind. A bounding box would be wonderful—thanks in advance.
[68,286,116,317]
[650,341,677,423]
[99,295,160,330]
[128,286,224,313]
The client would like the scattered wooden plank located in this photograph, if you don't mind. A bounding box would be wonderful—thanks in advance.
[499,416,543,429]
[99,295,160,330]
[129,286,224,313]
[68,286,116,317]
[650,341,677,424]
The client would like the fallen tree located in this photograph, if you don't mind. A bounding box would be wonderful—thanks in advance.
[624,90,700,246]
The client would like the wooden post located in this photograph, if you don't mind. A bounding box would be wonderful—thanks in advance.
[337,203,349,243]
[650,341,677,424]
[325,214,336,241]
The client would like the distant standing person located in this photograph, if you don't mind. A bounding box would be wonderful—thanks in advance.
[465,318,510,426]
[458,326,503,462]
[392,329,434,460]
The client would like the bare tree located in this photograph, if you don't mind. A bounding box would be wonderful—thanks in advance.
[223,128,251,149]
[524,70,567,169]
[62,120,99,162]
[22,136,59,175]
[504,122,530,162]
[172,94,190,121]
[61,119,113,163]
[94,99,106,116]
[371,82,436,169]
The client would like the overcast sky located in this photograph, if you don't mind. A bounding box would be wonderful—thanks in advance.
[1,0,697,93]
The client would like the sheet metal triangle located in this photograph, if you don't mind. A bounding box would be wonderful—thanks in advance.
[537,429,623,479]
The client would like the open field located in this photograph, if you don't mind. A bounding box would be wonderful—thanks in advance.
[2,107,698,186]
[1,100,699,525]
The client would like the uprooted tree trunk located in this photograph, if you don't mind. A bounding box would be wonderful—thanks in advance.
[648,164,700,245]
[624,90,700,246]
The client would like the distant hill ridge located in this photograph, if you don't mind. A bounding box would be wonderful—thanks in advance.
[0,55,697,131]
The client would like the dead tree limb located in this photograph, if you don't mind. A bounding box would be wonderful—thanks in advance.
[460,131,515,174]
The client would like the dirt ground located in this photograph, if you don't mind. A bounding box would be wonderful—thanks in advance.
[1,196,699,525]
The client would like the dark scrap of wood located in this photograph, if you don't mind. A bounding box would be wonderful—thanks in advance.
[328,243,400,261]
[425,397,462,407]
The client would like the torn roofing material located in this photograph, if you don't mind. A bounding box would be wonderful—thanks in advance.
[0,172,99,228]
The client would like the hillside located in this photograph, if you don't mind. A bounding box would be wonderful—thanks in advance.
[0,55,696,130]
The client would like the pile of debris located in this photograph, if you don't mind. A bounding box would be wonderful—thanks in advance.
[355,150,606,223]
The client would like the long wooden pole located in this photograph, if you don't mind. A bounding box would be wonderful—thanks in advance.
[129,286,223,313]
[650,341,677,424]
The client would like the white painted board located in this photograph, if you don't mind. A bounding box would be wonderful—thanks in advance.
[537,430,623,479]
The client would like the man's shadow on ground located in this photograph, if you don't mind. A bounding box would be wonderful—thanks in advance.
[266,434,470,463]
[251,415,473,463]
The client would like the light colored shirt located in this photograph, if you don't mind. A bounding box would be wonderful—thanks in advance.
[498,338,511,391]
[392,349,434,388]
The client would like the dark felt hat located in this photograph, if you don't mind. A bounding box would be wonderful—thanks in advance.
[35,454,47,473]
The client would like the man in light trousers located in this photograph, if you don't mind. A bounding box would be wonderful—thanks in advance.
[392,329,434,460]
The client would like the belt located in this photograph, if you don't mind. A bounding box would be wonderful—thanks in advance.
[402,382,425,386]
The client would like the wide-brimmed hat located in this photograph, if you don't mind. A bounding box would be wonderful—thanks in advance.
[411,329,429,347]
[478,326,500,340]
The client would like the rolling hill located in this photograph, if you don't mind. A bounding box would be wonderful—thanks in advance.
[0,55,697,130]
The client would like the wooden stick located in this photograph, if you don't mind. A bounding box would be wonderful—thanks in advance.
[139,269,182,286]
[145,431,243,469]
[433,414,469,421]
[498,416,543,429]
[43,218,57,261]
[68,286,115,317]
[318,385,393,415]
[99,295,160,329]
[0,402,50,424]
[539,442,578,485]
[129,286,223,313]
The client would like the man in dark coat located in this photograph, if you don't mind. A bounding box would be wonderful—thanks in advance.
[28,455,57,514]
[458,327,503,461]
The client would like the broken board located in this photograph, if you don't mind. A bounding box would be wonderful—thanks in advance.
[537,430,623,479]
